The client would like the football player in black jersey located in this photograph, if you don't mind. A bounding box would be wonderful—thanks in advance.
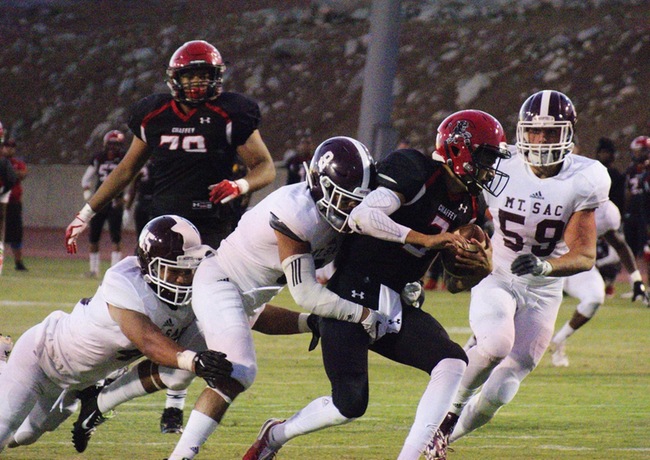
[80,129,127,278]
[65,39,276,253]
[244,110,511,460]
[65,39,277,433]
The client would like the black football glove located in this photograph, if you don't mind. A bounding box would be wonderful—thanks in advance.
[193,350,233,387]
[511,254,552,276]
[306,314,321,352]
[632,281,650,306]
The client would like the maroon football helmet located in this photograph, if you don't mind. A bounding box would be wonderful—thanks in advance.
[305,136,376,232]
[166,40,226,106]
[137,215,211,308]
[434,109,510,197]
[516,90,577,166]
[103,130,125,146]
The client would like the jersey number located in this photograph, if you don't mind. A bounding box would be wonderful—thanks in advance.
[498,209,565,257]
[160,135,207,153]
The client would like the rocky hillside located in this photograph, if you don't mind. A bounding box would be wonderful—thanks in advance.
[1,0,648,165]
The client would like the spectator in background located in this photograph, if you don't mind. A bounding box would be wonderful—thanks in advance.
[0,121,18,276]
[81,130,127,278]
[622,135,650,259]
[2,139,28,271]
[284,133,314,185]
[595,137,625,214]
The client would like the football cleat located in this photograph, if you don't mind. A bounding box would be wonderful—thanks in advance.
[242,418,285,460]
[424,412,458,460]
[71,384,107,452]
[160,407,184,434]
[550,341,569,367]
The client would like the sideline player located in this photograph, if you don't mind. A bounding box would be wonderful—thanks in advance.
[81,129,127,277]
[0,215,232,453]
[244,110,511,460]
[426,90,611,459]
[550,199,649,366]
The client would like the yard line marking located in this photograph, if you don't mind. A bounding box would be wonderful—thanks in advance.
[0,300,71,308]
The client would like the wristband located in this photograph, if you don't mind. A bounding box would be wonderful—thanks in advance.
[79,202,96,221]
[234,178,250,195]
[176,350,197,372]
[630,270,642,283]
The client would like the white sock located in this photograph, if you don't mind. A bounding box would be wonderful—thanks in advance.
[397,358,466,460]
[97,367,148,413]
[168,410,218,460]
[271,396,350,447]
[166,389,188,410]
[111,251,122,266]
[552,322,575,343]
[89,252,100,274]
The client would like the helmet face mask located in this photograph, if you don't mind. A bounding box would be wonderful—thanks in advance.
[137,215,210,308]
[305,136,376,233]
[166,40,226,106]
[434,110,511,197]
[516,90,576,166]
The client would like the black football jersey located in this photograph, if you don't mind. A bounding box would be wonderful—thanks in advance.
[331,149,481,292]
[128,92,261,222]
[90,151,123,192]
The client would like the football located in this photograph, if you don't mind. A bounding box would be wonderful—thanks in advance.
[440,223,487,277]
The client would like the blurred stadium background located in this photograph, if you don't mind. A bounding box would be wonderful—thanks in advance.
[0,0,648,231]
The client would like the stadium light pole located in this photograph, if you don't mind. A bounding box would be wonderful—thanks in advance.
[356,0,401,160]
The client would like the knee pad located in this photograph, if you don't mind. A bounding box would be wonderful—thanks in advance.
[476,335,512,363]
[482,367,522,410]
[231,361,257,391]
[331,375,368,419]
[576,301,601,319]
[158,367,195,391]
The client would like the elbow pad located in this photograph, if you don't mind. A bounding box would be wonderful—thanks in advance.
[348,187,410,243]
[281,253,363,323]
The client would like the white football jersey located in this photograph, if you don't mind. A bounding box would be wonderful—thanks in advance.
[595,199,621,237]
[38,257,195,388]
[215,183,340,297]
[486,150,610,282]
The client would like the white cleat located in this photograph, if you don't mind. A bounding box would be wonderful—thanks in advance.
[550,341,569,367]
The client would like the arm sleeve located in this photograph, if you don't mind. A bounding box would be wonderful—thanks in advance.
[281,253,364,322]
[81,165,96,189]
[348,187,411,243]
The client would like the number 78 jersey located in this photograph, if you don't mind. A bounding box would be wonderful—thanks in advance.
[486,151,611,273]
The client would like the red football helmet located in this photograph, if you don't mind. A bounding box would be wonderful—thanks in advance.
[166,40,226,106]
[630,136,650,151]
[306,136,376,233]
[434,109,510,197]
[103,129,125,147]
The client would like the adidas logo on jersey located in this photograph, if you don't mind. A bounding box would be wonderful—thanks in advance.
[529,191,544,200]
[162,318,175,329]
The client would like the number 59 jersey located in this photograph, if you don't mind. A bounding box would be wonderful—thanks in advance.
[486,151,610,276]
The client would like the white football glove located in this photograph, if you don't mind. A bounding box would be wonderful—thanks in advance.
[360,309,391,343]
[511,254,552,276]
[65,203,95,254]
[401,281,424,308]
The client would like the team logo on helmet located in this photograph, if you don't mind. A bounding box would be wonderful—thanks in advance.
[446,120,472,147]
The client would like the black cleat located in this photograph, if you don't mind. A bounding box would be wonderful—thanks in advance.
[160,407,184,434]
[71,384,106,452]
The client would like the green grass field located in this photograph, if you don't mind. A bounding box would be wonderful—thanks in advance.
[1,257,649,459]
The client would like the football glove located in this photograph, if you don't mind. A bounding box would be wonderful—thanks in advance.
[511,254,552,276]
[193,350,233,387]
[208,179,249,204]
[65,204,96,254]
[360,309,391,343]
[306,314,321,352]
[401,281,424,308]
[632,281,650,306]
